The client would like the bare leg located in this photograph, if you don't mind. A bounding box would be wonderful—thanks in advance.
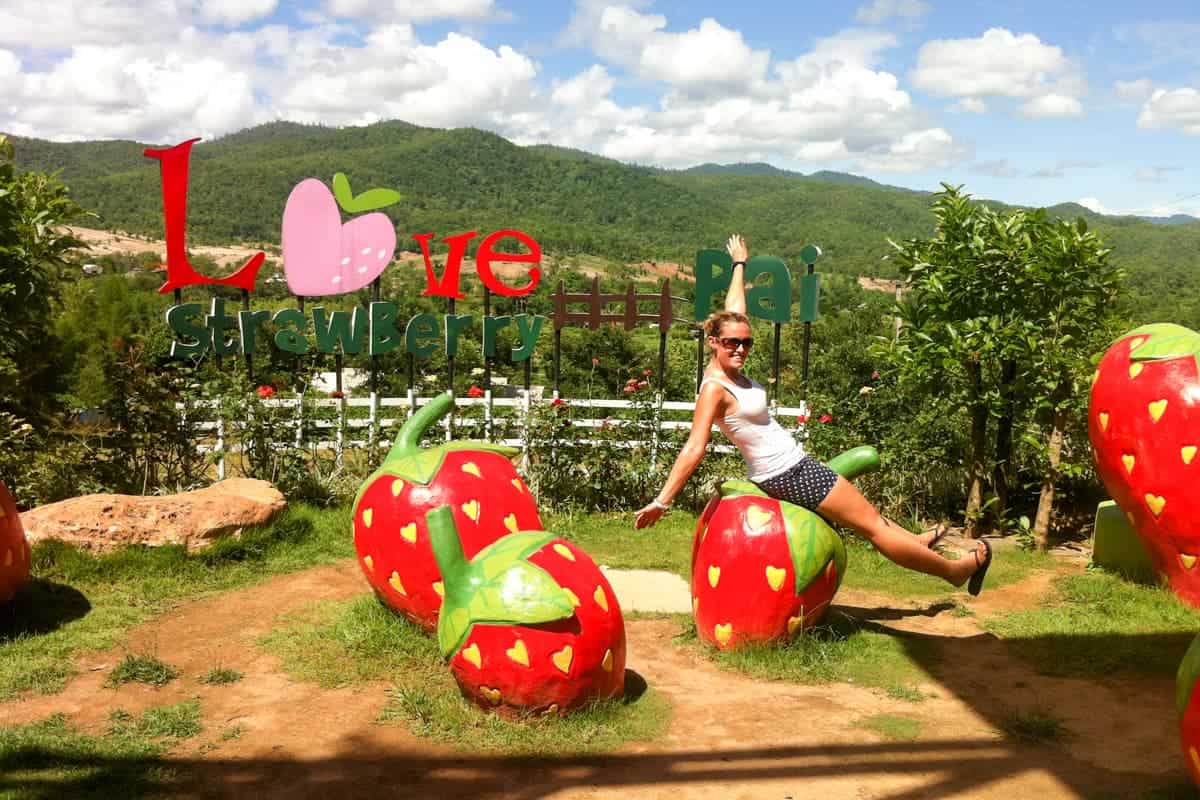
[816,477,984,587]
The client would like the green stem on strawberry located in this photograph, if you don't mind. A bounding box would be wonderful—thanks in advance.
[387,391,455,462]
[825,446,880,480]
[424,506,575,658]
[1125,323,1200,372]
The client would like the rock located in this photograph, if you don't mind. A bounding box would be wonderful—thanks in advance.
[20,479,287,554]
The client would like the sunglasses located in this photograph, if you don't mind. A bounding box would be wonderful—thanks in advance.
[717,336,754,351]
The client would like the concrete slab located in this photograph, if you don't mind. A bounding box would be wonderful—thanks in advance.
[600,567,692,614]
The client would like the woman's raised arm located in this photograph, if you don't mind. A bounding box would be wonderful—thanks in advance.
[724,234,748,315]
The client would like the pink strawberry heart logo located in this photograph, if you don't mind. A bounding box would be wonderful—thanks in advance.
[281,178,395,296]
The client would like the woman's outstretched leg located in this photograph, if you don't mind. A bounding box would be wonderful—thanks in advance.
[815,477,985,587]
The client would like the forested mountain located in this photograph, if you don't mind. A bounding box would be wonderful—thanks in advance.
[9,120,1200,326]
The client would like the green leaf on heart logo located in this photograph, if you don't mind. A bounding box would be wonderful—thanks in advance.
[332,172,402,214]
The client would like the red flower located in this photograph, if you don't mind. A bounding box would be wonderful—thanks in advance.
[796,414,808,425]
[467,385,484,398]
[643,369,653,376]
[819,414,833,424]
[637,380,649,389]
[871,370,881,380]
[330,390,345,399]
[592,357,600,366]
[551,397,565,407]
[623,385,636,394]
[256,385,275,399]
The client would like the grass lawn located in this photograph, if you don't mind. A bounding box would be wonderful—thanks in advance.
[0,504,354,701]
[985,568,1200,677]
[839,536,1052,597]
[260,595,670,755]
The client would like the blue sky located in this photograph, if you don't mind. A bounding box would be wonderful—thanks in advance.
[1,0,1198,217]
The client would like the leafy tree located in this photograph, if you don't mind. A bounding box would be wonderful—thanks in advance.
[0,135,88,421]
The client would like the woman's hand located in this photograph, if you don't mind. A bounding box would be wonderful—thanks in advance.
[726,233,747,263]
[634,501,667,530]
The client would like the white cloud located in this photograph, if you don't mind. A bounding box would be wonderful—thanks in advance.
[1030,159,1099,178]
[1115,78,1155,103]
[950,97,987,113]
[970,159,1018,178]
[1017,93,1083,118]
[325,0,497,22]
[0,0,188,47]
[1138,87,1200,134]
[912,28,1085,118]
[200,0,278,26]
[855,0,931,25]
[1079,195,1200,218]
[1134,165,1183,183]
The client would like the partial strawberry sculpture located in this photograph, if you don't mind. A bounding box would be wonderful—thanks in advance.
[1089,324,1200,605]
[692,447,878,650]
[0,481,31,605]
[1177,633,1200,787]
[353,392,543,629]
[427,506,626,715]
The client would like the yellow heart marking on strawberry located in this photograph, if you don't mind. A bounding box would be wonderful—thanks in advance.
[602,649,614,673]
[787,615,804,635]
[1149,400,1168,423]
[1098,412,1109,432]
[400,523,417,544]
[433,581,445,598]
[511,478,524,493]
[1128,363,1144,379]
[765,565,786,592]
[551,645,573,674]
[1145,494,1166,517]
[504,514,519,535]
[708,565,720,588]
[461,500,480,522]
[362,555,374,573]
[1181,554,1197,571]
[506,640,529,666]
[461,462,482,478]
[553,543,575,561]
[1184,446,1198,465]
[388,571,406,596]
[391,479,404,496]
[362,508,373,528]
[713,623,733,647]
[1122,455,1136,474]
[594,585,609,611]
[562,588,580,607]
[1129,336,1147,352]
[461,643,481,669]
[745,505,774,531]
[480,686,502,705]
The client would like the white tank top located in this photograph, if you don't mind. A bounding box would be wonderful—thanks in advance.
[700,376,806,481]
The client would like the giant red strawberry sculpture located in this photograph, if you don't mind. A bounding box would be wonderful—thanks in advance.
[692,481,847,650]
[0,481,31,606]
[426,506,625,715]
[1089,324,1200,605]
[1177,633,1200,787]
[353,392,543,629]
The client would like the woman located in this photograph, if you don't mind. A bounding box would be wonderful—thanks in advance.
[634,235,991,594]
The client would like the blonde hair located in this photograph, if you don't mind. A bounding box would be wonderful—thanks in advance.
[702,311,750,339]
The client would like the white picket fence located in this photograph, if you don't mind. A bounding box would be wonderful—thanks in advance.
[184,392,810,479]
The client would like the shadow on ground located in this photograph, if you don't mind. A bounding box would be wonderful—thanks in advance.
[0,579,90,641]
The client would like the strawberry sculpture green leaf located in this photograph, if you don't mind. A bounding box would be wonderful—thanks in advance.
[352,392,543,630]
[427,506,626,716]
[1089,323,1200,605]
[0,481,31,606]
[1177,633,1200,787]
[691,481,848,650]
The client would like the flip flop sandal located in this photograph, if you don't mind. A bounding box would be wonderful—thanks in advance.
[968,539,993,597]
[926,523,949,551]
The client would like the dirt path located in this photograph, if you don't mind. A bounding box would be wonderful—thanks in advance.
[1,560,1186,799]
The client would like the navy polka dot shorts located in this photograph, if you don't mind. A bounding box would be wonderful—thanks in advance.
[753,456,840,511]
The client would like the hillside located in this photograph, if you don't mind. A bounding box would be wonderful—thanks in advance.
[8,120,1200,326]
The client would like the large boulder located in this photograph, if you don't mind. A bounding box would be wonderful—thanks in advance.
[20,479,286,554]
